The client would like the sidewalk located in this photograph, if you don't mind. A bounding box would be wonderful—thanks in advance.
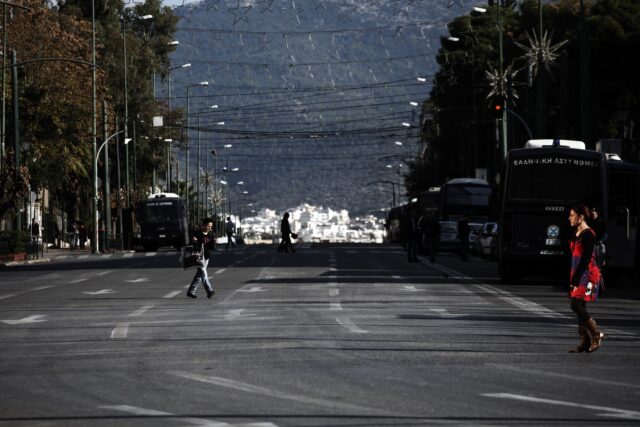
[0,245,132,267]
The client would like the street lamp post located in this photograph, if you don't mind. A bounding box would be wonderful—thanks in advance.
[166,62,189,192]
[196,104,218,224]
[185,81,208,224]
[95,128,130,252]
[122,13,152,216]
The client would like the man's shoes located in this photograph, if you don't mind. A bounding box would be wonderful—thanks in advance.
[207,290,215,299]
[186,292,197,299]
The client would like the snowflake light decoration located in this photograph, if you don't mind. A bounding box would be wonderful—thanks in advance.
[514,30,568,78]
[485,63,520,100]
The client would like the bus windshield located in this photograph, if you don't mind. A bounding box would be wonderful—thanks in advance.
[445,185,491,206]
[140,201,180,223]
[507,152,603,203]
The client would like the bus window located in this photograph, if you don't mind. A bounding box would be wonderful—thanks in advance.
[507,155,602,206]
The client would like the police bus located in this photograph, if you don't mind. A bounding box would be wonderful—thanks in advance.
[135,193,189,252]
[496,139,640,282]
[440,178,493,223]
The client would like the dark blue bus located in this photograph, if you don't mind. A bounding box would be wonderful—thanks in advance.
[136,193,189,252]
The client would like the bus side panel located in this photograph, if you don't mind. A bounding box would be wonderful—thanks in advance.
[606,165,639,270]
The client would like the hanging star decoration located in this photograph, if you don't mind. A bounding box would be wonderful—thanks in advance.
[228,0,252,26]
[312,0,328,10]
[485,63,520,100]
[447,0,465,8]
[514,30,568,78]
[205,0,221,12]
[257,0,275,13]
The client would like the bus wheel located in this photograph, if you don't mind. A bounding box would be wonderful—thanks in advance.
[498,261,523,283]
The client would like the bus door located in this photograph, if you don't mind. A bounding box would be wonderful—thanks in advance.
[606,163,639,269]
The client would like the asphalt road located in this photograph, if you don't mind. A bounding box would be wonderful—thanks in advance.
[1,244,639,426]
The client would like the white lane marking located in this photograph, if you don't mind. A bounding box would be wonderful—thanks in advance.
[215,269,226,274]
[403,285,420,292]
[482,393,640,420]
[83,289,115,295]
[101,254,112,259]
[224,309,257,320]
[238,287,265,293]
[1,315,47,325]
[330,302,342,311]
[145,252,156,257]
[163,291,182,299]
[125,278,149,283]
[110,323,129,339]
[430,308,468,319]
[32,285,55,291]
[170,371,392,416]
[336,317,367,333]
[96,271,112,276]
[129,304,154,317]
[475,284,566,319]
[123,253,134,258]
[392,275,402,280]
[486,364,640,390]
[79,255,89,259]
[329,289,339,297]
[426,261,567,319]
[100,404,274,426]
[70,278,88,283]
[0,294,17,300]
[57,255,69,259]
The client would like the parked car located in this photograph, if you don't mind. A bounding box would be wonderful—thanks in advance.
[474,222,498,257]
[468,223,484,251]
[439,221,459,251]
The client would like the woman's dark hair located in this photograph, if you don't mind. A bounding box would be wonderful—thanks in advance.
[201,217,213,225]
[571,204,590,218]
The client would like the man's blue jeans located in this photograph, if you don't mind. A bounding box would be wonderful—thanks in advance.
[188,258,213,295]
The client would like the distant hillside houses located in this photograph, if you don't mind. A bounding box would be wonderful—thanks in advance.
[242,204,385,243]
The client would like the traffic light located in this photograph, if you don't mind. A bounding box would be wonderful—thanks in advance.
[491,95,505,119]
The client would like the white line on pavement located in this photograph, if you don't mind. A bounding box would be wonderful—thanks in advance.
[110,323,129,339]
[330,302,342,311]
[128,304,154,317]
[329,289,339,297]
[123,253,134,258]
[169,371,393,416]
[99,404,275,426]
[486,364,640,389]
[482,393,640,420]
[215,269,226,274]
[96,270,112,276]
[0,294,17,300]
[101,254,112,258]
[163,291,182,299]
[69,278,88,283]
[79,255,89,259]
[32,285,55,291]
[336,317,367,333]
[145,252,156,257]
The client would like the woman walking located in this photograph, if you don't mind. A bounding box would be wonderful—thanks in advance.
[568,204,605,353]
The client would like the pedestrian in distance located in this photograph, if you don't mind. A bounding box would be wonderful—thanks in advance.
[403,204,420,262]
[70,222,79,251]
[278,212,296,253]
[457,217,470,261]
[30,218,40,239]
[587,207,607,269]
[568,204,605,353]
[426,214,441,263]
[187,218,216,299]
[225,216,236,250]
[79,223,87,249]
